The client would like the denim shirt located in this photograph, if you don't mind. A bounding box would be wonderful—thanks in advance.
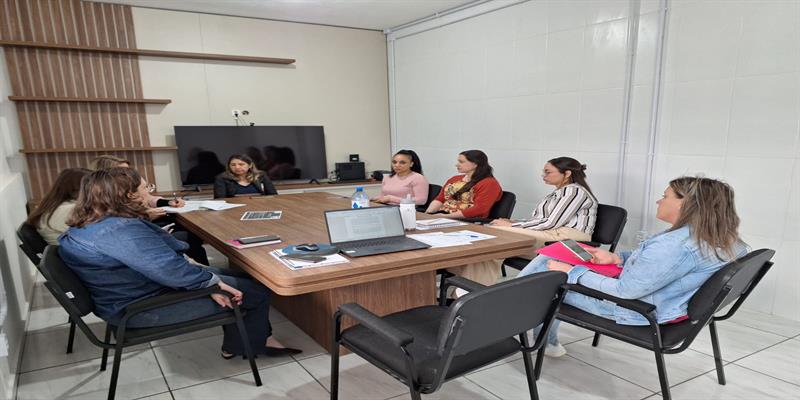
[59,217,220,321]
[567,226,748,325]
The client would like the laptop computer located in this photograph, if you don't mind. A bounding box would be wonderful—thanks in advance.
[324,206,430,257]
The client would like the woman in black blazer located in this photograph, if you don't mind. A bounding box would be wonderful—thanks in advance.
[213,154,278,199]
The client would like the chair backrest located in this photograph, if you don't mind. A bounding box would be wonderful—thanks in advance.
[39,245,96,317]
[17,222,49,265]
[591,204,627,252]
[488,191,516,219]
[688,248,775,323]
[438,271,566,356]
[426,184,442,208]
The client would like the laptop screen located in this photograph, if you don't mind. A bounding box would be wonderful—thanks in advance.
[325,206,405,244]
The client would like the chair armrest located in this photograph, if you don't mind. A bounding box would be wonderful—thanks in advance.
[563,284,656,317]
[123,286,227,316]
[444,276,487,293]
[338,303,414,347]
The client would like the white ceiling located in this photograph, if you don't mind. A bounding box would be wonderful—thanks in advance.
[95,0,479,31]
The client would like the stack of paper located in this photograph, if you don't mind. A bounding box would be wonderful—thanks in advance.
[415,218,468,230]
[407,230,496,248]
[270,250,349,270]
[162,200,246,213]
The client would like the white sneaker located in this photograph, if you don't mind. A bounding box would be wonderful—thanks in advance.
[544,343,567,358]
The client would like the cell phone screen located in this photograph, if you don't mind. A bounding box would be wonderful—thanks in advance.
[559,239,593,262]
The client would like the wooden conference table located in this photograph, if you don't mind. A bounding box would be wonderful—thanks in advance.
[177,191,537,351]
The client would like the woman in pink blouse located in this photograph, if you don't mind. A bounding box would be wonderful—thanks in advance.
[371,150,429,205]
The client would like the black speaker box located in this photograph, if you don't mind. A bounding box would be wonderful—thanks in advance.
[335,162,366,181]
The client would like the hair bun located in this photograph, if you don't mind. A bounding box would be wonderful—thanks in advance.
[580,164,587,171]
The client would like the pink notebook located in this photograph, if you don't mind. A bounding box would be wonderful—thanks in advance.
[536,242,623,278]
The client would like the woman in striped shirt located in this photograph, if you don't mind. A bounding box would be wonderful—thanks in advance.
[489,157,598,259]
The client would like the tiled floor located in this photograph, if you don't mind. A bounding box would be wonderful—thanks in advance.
[15,257,800,400]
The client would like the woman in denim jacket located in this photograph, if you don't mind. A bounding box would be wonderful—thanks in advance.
[519,177,748,357]
[59,167,300,359]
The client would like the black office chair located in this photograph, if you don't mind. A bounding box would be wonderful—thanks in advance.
[549,249,775,400]
[416,184,442,212]
[436,191,517,301]
[17,222,82,354]
[332,271,567,400]
[502,203,628,277]
[38,246,262,400]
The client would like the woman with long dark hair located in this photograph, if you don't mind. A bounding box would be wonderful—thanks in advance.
[59,168,300,359]
[489,157,598,258]
[425,150,502,219]
[371,149,429,205]
[27,168,92,245]
[213,154,278,198]
[519,176,747,357]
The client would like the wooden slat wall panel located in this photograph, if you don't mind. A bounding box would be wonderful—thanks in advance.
[1,0,154,199]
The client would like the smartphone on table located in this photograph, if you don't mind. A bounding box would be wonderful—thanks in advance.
[559,239,593,262]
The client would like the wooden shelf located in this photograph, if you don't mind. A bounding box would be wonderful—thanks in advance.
[0,40,296,65]
[9,96,171,104]
[20,146,177,154]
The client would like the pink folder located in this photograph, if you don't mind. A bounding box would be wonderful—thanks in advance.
[536,242,623,278]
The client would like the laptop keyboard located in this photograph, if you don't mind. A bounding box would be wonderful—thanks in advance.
[342,238,395,248]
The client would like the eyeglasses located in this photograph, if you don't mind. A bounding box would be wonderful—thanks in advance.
[146,183,156,193]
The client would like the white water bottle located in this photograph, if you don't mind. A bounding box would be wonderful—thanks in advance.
[399,194,417,230]
[351,187,369,208]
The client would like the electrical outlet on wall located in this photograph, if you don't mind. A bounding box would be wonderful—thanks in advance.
[231,109,241,117]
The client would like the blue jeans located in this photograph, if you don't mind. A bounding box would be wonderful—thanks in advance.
[520,257,618,346]
[111,268,272,355]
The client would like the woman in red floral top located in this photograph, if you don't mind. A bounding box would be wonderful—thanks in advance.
[425,150,502,218]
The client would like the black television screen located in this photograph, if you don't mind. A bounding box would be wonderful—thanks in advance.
[174,126,327,186]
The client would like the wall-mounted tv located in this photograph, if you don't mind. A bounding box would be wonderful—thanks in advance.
[174,126,327,186]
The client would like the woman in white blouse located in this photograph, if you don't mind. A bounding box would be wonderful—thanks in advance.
[490,157,598,258]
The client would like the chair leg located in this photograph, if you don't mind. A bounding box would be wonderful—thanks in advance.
[233,311,262,386]
[501,265,507,277]
[107,345,124,400]
[654,349,671,400]
[521,349,539,400]
[591,332,601,347]
[534,344,546,380]
[709,320,726,385]
[66,319,77,354]
[408,389,422,400]
[100,325,112,371]
[330,342,340,400]
[438,273,448,306]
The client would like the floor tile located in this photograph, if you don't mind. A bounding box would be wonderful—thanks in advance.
[16,349,168,400]
[467,355,654,400]
[170,362,329,400]
[566,336,717,391]
[647,364,800,400]
[20,322,148,373]
[149,327,223,348]
[554,322,596,345]
[735,338,800,386]
[298,353,408,399]
[388,377,501,399]
[729,308,800,338]
[29,283,62,310]
[270,307,288,324]
[133,392,173,400]
[689,321,786,361]
[152,335,293,390]
[270,321,327,361]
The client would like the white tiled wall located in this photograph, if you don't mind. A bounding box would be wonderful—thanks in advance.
[391,0,800,320]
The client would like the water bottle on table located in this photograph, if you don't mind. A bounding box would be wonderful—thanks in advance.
[399,194,417,230]
[351,187,370,208]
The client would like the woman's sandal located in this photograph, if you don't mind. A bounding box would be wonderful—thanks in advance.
[221,346,302,360]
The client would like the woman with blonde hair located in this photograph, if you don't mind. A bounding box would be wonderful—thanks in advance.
[89,155,129,170]
[519,176,748,357]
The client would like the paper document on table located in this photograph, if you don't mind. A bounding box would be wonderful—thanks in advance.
[407,232,472,248]
[269,250,349,270]
[442,230,496,242]
[415,218,468,230]
[163,200,245,213]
